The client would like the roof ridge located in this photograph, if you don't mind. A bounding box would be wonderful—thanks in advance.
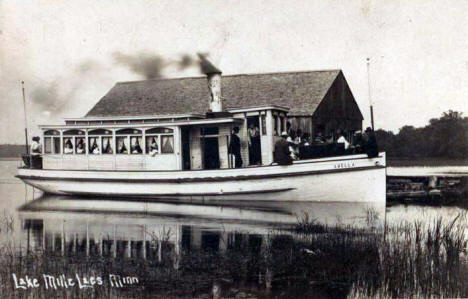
[116,69,341,85]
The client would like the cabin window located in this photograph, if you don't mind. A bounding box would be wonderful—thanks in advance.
[116,136,129,154]
[88,137,100,154]
[62,129,85,155]
[44,137,52,154]
[280,116,285,133]
[273,115,279,136]
[89,129,113,155]
[115,129,142,155]
[161,136,174,153]
[145,127,174,155]
[102,137,113,154]
[63,138,74,154]
[44,130,60,154]
[53,138,60,154]
[146,136,159,155]
[130,136,143,154]
[75,137,85,154]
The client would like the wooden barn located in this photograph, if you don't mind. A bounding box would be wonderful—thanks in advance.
[86,70,363,139]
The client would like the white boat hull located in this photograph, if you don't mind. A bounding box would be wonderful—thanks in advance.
[17,153,386,205]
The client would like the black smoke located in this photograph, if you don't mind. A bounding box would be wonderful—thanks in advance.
[113,52,198,79]
[197,53,222,74]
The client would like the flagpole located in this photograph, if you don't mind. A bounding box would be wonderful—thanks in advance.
[21,81,29,154]
[366,58,375,130]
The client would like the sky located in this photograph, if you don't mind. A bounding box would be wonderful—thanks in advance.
[1,0,467,144]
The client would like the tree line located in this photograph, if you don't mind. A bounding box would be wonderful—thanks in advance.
[375,110,468,159]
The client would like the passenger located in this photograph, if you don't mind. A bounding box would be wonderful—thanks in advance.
[248,123,261,165]
[29,136,42,169]
[90,142,100,154]
[302,133,311,146]
[286,121,292,136]
[118,141,128,154]
[149,138,158,156]
[325,135,334,144]
[131,138,143,154]
[64,139,74,154]
[287,136,298,160]
[274,132,292,165]
[351,131,365,154]
[30,136,42,156]
[294,129,303,145]
[336,131,350,150]
[314,133,325,144]
[364,127,379,158]
[228,127,243,168]
[76,139,85,154]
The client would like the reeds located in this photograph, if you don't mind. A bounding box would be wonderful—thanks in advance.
[0,211,466,298]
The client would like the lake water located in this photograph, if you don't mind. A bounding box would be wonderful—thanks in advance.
[1,160,467,298]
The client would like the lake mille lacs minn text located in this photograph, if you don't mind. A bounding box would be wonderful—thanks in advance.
[12,273,138,290]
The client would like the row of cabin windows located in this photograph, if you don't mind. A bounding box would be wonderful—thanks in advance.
[43,128,174,155]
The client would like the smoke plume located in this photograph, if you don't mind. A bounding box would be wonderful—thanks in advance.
[197,53,222,74]
[30,59,102,116]
[113,52,197,79]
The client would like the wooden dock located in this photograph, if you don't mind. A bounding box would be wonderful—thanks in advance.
[386,166,468,202]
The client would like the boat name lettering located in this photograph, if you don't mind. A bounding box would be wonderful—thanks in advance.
[334,162,355,169]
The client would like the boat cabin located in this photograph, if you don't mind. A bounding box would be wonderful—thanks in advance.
[36,68,364,171]
[39,105,289,171]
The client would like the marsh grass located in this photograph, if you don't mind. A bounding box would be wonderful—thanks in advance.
[0,212,466,298]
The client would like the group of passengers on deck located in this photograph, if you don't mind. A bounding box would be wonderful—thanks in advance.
[273,126,379,165]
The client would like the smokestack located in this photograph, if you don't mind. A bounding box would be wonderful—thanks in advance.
[198,54,223,112]
[207,72,222,112]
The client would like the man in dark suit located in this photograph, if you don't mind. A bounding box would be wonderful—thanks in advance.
[229,127,243,168]
[274,131,292,165]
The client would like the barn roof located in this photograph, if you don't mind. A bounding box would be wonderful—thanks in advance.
[85,70,343,118]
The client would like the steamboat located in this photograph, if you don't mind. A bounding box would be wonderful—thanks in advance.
[16,67,386,205]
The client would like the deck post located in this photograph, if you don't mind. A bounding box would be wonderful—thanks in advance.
[85,129,89,170]
[266,110,274,164]
[112,129,116,170]
[175,126,183,170]
[142,128,146,155]
[59,130,63,156]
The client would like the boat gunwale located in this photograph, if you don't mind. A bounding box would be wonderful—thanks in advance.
[17,153,386,173]
[16,165,386,183]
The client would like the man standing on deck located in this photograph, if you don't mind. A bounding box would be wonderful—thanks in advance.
[274,132,292,165]
[229,127,243,168]
[364,127,379,158]
[30,136,42,169]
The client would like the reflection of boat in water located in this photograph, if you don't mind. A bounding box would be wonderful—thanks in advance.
[17,69,385,204]
[18,195,384,257]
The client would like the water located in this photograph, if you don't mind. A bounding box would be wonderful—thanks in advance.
[1,160,467,298]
